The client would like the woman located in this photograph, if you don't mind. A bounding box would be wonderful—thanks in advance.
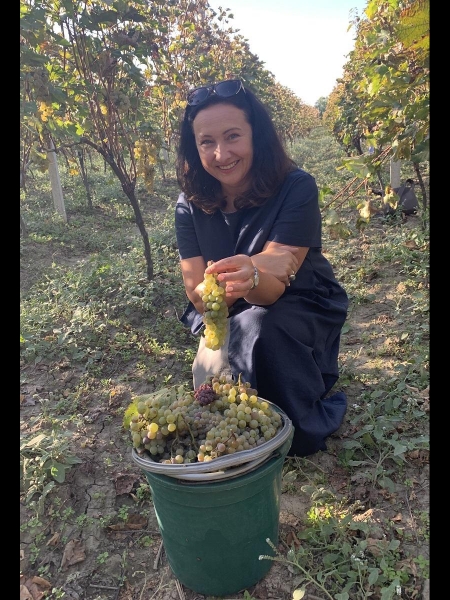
[174,79,348,456]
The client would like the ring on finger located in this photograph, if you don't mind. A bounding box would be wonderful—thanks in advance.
[289,272,296,281]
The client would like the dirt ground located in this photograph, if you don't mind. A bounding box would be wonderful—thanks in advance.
[20,215,429,600]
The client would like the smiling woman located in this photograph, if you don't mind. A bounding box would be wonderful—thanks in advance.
[172,80,349,458]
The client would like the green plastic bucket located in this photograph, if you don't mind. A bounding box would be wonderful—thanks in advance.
[139,432,293,596]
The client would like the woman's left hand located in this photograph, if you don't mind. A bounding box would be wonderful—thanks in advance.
[205,255,256,298]
[252,243,307,286]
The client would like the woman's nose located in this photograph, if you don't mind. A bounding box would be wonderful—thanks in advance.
[214,144,228,161]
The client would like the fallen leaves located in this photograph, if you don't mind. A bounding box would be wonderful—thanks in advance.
[114,473,139,496]
[20,575,52,600]
[60,539,86,571]
[46,532,60,546]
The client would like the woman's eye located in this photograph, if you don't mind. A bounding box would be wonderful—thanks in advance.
[200,139,213,145]
[228,133,239,140]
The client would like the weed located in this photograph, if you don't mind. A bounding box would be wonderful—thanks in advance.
[138,535,154,548]
[414,555,430,579]
[96,552,109,565]
[260,484,418,599]
[135,482,152,503]
[20,428,83,511]
[118,505,130,521]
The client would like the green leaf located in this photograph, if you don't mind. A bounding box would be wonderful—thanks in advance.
[282,470,298,484]
[50,461,68,483]
[123,400,139,429]
[379,476,396,493]
[341,440,362,449]
[64,455,83,465]
[368,567,380,585]
[362,432,376,447]
[322,553,341,566]
[50,32,71,47]
[388,539,401,551]
[41,481,56,497]
[341,323,351,334]
[20,49,48,67]
[391,441,408,456]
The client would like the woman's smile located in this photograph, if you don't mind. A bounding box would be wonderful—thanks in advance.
[218,160,239,171]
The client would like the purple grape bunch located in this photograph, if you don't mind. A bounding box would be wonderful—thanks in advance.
[194,383,218,406]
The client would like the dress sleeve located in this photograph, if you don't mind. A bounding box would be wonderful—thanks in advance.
[268,171,322,248]
[175,193,202,259]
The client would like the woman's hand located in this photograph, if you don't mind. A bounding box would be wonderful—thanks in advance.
[205,254,256,298]
[252,243,308,286]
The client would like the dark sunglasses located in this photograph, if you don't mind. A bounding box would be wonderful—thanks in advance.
[186,79,245,106]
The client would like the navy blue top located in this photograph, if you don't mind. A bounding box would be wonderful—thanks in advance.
[174,168,349,457]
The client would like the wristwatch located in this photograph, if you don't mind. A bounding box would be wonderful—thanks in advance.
[249,266,259,290]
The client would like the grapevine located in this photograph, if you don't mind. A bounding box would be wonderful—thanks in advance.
[201,261,228,350]
[124,373,283,464]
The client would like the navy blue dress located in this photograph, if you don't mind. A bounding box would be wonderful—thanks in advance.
[175,168,348,456]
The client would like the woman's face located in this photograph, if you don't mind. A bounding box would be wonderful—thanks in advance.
[192,103,253,198]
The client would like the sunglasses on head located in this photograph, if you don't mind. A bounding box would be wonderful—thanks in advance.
[186,79,245,106]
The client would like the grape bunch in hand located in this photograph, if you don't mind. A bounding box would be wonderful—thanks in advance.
[201,261,228,350]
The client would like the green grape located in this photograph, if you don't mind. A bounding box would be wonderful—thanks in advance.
[132,432,142,447]
[201,262,229,350]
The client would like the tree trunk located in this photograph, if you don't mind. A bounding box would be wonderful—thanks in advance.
[159,147,171,181]
[376,171,384,191]
[122,182,154,281]
[413,163,427,213]
[413,163,428,231]
[20,162,30,237]
[20,212,28,237]
[79,137,154,280]
[157,157,166,181]
[77,149,93,210]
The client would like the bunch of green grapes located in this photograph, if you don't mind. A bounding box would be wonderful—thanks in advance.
[124,373,283,465]
[201,261,228,350]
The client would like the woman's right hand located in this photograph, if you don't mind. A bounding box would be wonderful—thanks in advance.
[205,255,256,299]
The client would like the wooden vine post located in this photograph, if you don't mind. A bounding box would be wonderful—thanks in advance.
[47,139,67,223]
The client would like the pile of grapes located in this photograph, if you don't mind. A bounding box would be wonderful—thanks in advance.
[201,262,228,350]
[124,373,283,464]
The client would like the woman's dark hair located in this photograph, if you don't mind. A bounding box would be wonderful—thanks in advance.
[175,84,297,214]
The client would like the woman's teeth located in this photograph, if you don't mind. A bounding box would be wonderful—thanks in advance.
[219,161,238,171]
